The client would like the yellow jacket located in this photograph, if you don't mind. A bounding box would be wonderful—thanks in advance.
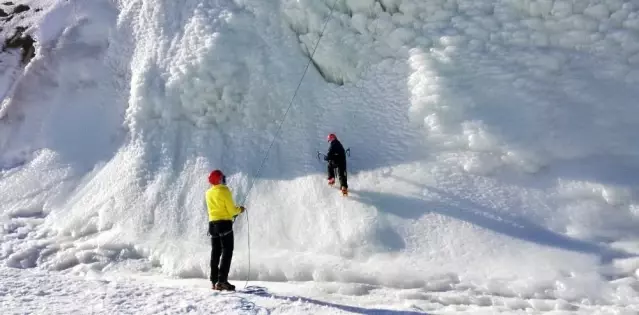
[206,184,242,221]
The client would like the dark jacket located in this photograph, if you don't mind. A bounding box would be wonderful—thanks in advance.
[325,139,346,166]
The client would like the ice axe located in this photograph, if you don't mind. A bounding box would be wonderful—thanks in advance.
[316,148,350,162]
[317,151,327,162]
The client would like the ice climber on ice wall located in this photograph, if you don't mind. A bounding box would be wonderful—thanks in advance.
[206,170,246,291]
[324,133,348,196]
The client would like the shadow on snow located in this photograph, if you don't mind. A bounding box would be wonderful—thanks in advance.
[351,187,635,264]
[233,286,429,315]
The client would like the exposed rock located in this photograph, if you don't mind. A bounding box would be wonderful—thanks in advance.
[3,27,36,64]
[13,4,28,14]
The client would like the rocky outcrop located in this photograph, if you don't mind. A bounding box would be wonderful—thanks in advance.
[0,2,39,65]
[3,27,34,64]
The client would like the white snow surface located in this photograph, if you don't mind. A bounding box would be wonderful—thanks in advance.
[1,0,639,313]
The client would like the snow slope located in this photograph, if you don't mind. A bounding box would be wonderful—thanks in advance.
[2,0,639,313]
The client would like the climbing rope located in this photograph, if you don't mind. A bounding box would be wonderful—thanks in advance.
[238,0,340,289]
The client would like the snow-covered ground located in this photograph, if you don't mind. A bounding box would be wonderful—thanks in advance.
[3,264,638,314]
[2,0,639,313]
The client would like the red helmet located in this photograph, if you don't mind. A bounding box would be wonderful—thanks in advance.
[327,133,336,142]
[208,169,225,185]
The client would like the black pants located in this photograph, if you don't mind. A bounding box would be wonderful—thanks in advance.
[327,161,348,189]
[209,220,234,283]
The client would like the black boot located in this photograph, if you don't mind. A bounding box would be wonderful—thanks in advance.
[215,281,236,291]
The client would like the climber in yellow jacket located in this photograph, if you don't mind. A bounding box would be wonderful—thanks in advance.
[206,169,245,291]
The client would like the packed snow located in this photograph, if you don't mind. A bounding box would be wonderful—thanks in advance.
[2,0,639,313]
